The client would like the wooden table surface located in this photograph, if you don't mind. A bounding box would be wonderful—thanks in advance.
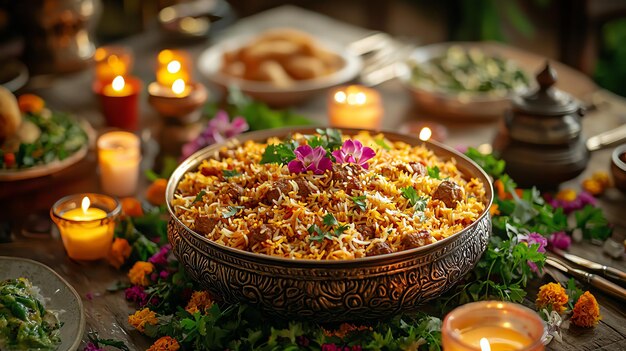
[1,6,625,351]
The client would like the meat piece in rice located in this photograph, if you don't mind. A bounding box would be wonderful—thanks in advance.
[223,183,244,201]
[401,229,434,250]
[264,179,292,204]
[248,224,275,248]
[195,215,221,236]
[331,164,362,194]
[433,180,463,208]
[366,242,393,256]
[356,224,375,239]
[293,177,312,198]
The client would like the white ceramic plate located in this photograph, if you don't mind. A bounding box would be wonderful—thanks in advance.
[197,31,362,106]
[0,257,85,351]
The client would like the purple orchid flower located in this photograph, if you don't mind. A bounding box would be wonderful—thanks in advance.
[181,110,249,160]
[545,191,596,214]
[287,145,332,174]
[332,140,376,169]
[548,231,572,251]
[519,232,548,273]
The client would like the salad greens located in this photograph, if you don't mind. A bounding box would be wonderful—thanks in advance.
[0,110,87,169]
[0,278,61,350]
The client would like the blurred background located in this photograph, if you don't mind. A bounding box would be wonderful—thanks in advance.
[0,0,625,96]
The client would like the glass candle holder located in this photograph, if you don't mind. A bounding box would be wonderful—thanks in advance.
[93,75,142,130]
[50,193,121,261]
[97,131,141,197]
[328,85,383,130]
[442,301,545,351]
[156,49,191,87]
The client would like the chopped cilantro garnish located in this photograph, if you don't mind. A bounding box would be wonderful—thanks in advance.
[222,205,245,218]
[374,138,391,151]
[192,190,206,204]
[401,187,428,211]
[322,213,338,226]
[222,169,241,178]
[350,195,367,211]
[309,213,348,242]
[427,166,440,179]
[260,142,297,165]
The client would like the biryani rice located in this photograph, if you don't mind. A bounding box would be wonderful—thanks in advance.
[172,131,486,260]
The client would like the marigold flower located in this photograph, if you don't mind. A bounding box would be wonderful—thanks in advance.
[121,197,144,217]
[107,238,132,269]
[147,336,180,351]
[128,308,158,333]
[128,261,155,286]
[185,291,213,314]
[555,188,577,202]
[18,94,45,114]
[489,203,500,216]
[146,179,167,206]
[536,282,568,313]
[581,179,603,196]
[571,291,601,327]
[591,171,611,188]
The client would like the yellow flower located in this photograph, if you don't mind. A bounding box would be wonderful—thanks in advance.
[128,261,154,286]
[147,336,180,351]
[571,291,601,327]
[185,291,213,314]
[536,282,568,313]
[591,171,611,188]
[555,188,577,202]
[107,238,132,269]
[128,308,158,333]
[582,179,603,196]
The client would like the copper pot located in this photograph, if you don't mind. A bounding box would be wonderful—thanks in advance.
[166,127,493,322]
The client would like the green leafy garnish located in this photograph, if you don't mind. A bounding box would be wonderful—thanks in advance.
[222,170,241,178]
[222,206,245,218]
[574,205,612,241]
[374,138,391,151]
[465,147,506,178]
[565,278,584,309]
[427,166,440,179]
[192,190,207,204]
[351,195,367,211]
[315,128,343,151]
[401,187,428,211]
[308,213,348,242]
[322,213,338,226]
[260,142,297,165]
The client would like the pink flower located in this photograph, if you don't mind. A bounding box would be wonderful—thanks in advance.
[149,244,171,266]
[519,232,547,253]
[332,140,376,169]
[181,110,248,160]
[548,231,572,250]
[83,342,104,351]
[545,191,596,214]
[125,286,148,307]
[287,145,332,174]
[159,270,170,280]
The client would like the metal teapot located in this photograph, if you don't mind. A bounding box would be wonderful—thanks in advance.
[493,63,588,189]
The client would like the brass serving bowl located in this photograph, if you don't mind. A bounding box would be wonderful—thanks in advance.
[166,127,493,322]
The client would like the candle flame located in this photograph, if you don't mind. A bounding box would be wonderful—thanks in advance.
[111,76,125,92]
[167,60,181,74]
[355,92,366,104]
[158,49,173,64]
[479,338,491,351]
[81,197,90,214]
[172,79,186,95]
[419,127,432,141]
[334,91,346,103]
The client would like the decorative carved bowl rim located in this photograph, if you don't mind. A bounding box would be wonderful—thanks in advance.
[166,127,493,267]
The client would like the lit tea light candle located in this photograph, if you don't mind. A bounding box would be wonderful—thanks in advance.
[442,301,545,351]
[50,194,120,261]
[171,78,192,97]
[93,75,142,130]
[97,131,141,197]
[328,85,383,130]
[156,49,190,87]
[400,121,448,143]
[94,45,133,82]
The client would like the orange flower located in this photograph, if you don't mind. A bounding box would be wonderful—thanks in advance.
[571,291,601,327]
[107,238,132,269]
[185,291,213,314]
[147,336,180,351]
[536,282,568,313]
[555,188,577,202]
[489,203,500,217]
[146,179,167,206]
[18,94,45,114]
[591,171,611,188]
[121,197,144,217]
[128,261,154,286]
[581,179,603,196]
[128,308,158,333]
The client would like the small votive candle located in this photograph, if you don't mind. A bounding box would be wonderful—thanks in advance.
[156,49,191,87]
[328,85,383,130]
[400,121,448,143]
[97,131,141,197]
[442,301,545,351]
[93,75,142,130]
[94,46,133,82]
[50,194,121,260]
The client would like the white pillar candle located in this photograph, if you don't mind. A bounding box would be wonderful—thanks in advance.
[97,131,141,197]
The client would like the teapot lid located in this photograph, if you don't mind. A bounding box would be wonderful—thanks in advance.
[512,63,581,116]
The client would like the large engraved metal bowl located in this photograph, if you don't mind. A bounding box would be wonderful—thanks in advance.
[166,127,493,322]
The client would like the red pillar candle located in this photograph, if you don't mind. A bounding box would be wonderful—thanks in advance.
[93,75,142,130]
